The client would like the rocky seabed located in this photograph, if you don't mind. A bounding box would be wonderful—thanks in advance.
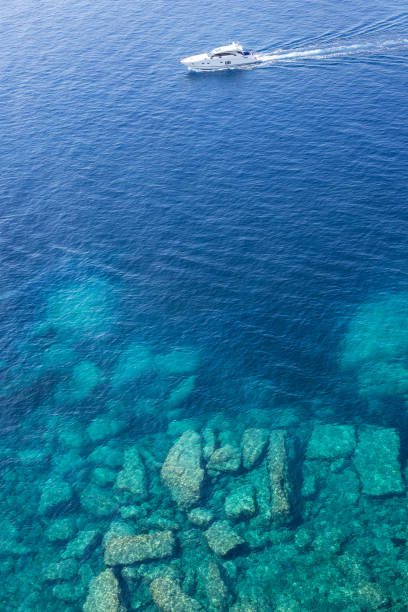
[2,282,408,610]
[1,412,408,611]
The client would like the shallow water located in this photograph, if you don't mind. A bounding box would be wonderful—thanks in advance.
[1,0,408,609]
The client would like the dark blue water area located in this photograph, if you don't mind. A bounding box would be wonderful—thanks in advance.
[1,0,408,609]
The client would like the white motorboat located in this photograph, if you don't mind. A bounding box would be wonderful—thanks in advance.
[180,42,261,71]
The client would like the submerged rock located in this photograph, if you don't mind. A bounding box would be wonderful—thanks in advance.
[0,520,31,556]
[18,448,49,465]
[340,293,408,400]
[62,529,100,559]
[51,450,85,476]
[83,568,120,612]
[217,428,235,444]
[78,563,95,593]
[93,466,117,487]
[120,505,147,520]
[52,582,83,603]
[116,446,147,500]
[103,520,134,545]
[87,445,123,467]
[43,558,78,582]
[204,521,244,557]
[301,461,318,500]
[358,361,408,399]
[166,376,196,408]
[307,424,356,460]
[354,428,404,496]
[202,426,216,461]
[241,428,269,470]
[352,583,388,610]
[39,476,73,514]
[207,444,241,473]
[44,277,114,339]
[155,348,200,375]
[341,294,408,368]
[111,342,154,388]
[225,485,256,520]
[204,560,228,611]
[294,527,313,550]
[325,467,361,507]
[57,424,85,450]
[80,484,118,517]
[150,575,203,611]
[161,430,204,509]
[45,518,76,543]
[249,462,271,526]
[337,553,388,608]
[187,507,214,528]
[104,531,175,566]
[54,359,102,405]
[87,415,126,443]
[267,430,292,523]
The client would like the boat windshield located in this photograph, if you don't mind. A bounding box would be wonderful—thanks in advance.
[211,51,241,58]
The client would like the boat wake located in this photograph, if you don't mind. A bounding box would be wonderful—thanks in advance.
[256,38,408,66]
[253,12,408,68]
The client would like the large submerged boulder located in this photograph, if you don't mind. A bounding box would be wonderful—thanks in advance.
[111,342,154,388]
[42,558,78,582]
[45,518,76,543]
[39,476,73,515]
[103,519,134,545]
[93,466,117,487]
[207,445,241,473]
[87,415,126,443]
[306,424,356,460]
[155,348,200,375]
[87,444,123,468]
[187,507,214,528]
[83,568,120,612]
[52,582,83,603]
[165,376,196,408]
[340,293,408,400]
[54,359,102,405]
[241,428,269,470]
[267,430,292,523]
[104,531,175,566]
[80,484,118,517]
[62,529,100,560]
[161,430,204,509]
[204,560,228,611]
[204,521,244,557]
[354,428,404,496]
[225,485,256,521]
[116,446,147,500]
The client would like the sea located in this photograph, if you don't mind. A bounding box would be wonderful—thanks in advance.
[1,0,408,609]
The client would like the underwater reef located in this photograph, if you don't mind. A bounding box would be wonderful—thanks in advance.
[1,280,408,610]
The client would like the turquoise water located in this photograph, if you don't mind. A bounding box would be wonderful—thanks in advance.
[1,0,408,609]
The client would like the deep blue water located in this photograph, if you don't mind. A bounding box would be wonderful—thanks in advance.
[1,0,408,609]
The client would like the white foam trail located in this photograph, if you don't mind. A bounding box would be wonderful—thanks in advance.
[257,38,408,64]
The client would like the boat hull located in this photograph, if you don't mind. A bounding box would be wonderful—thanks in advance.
[180,53,262,72]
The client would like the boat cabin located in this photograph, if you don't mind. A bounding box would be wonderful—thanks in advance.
[208,42,250,59]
